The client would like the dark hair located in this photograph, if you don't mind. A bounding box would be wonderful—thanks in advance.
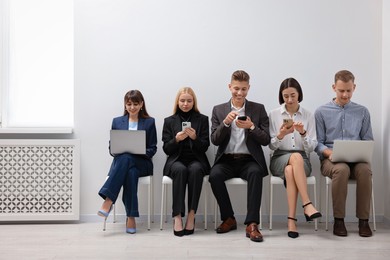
[123,90,150,118]
[278,78,303,104]
[335,70,355,83]
[231,70,250,83]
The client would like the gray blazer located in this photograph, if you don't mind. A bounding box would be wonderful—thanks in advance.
[211,99,270,177]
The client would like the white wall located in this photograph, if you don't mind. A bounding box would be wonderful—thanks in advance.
[74,0,384,222]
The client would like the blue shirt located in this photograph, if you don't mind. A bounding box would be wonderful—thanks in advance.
[314,99,373,160]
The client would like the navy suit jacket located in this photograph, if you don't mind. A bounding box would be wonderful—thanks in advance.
[110,115,157,159]
[211,100,270,177]
[162,112,211,176]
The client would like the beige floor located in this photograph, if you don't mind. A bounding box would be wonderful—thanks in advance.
[1,219,389,260]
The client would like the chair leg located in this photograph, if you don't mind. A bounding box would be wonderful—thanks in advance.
[113,204,116,223]
[151,177,154,223]
[160,182,165,230]
[214,199,218,230]
[204,182,208,230]
[371,178,376,231]
[164,183,168,223]
[313,181,318,231]
[325,178,330,231]
[147,178,151,231]
[259,206,262,230]
[269,182,273,230]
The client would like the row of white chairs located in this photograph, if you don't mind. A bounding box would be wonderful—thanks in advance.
[103,174,376,232]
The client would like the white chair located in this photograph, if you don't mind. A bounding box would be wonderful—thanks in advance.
[324,176,376,231]
[102,175,154,231]
[269,175,318,231]
[160,175,210,230]
[213,178,263,230]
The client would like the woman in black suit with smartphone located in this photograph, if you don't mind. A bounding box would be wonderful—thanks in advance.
[162,87,210,236]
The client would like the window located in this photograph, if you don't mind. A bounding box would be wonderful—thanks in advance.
[0,0,73,132]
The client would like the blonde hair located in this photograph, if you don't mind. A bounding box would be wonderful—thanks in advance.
[173,87,200,114]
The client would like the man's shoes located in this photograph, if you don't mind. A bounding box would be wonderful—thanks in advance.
[216,217,237,234]
[333,218,348,236]
[245,223,263,242]
[358,219,373,237]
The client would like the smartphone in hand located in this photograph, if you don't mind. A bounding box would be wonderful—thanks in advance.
[237,115,247,121]
[283,118,293,129]
[182,122,191,131]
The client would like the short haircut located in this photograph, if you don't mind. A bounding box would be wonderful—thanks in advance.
[278,77,303,105]
[335,70,355,83]
[231,70,250,83]
[173,87,200,114]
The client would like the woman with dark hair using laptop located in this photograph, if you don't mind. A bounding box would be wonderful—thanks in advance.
[162,87,210,236]
[268,78,321,238]
[98,90,157,234]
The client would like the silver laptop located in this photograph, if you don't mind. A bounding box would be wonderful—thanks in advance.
[331,140,374,163]
[110,130,146,155]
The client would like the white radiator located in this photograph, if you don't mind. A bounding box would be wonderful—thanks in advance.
[0,139,80,221]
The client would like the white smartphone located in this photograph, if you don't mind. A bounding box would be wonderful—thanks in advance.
[182,121,191,131]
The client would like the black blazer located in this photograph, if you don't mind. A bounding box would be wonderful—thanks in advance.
[162,112,211,176]
[211,100,270,177]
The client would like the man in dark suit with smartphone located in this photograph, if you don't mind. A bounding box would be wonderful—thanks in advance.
[209,70,270,242]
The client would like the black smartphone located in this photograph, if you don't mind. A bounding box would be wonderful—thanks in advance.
[237,115,247,120]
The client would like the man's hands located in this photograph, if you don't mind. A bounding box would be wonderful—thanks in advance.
[223,111,254,129]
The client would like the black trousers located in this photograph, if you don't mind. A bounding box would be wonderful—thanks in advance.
[209,155,264,225]
[167,160,206,217]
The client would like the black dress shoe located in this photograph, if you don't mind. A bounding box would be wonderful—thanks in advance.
[216,217,237,234]
[173,219,184,237]
[358,219,372,237]
[184,218,195,235]
[333,218,347,236]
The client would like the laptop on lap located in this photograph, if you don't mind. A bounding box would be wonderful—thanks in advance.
[110,130,146,155]
[331,140,374,163]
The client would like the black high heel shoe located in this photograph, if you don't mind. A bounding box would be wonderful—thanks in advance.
[184,218,195,236]
[173,218,184,237]
[287,217,299,239]
[303,202,322,221]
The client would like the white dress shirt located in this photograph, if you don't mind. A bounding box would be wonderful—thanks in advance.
[268,104,317,155]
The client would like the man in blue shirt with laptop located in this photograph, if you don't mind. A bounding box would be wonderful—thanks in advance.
[315,70,373,237]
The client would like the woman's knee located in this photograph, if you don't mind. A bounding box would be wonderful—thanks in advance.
[289,153,304,165]
[284,165,293,178]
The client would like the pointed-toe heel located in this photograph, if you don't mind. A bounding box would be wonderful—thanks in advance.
[126,228,137,234]
[125,217,137,234]
[302,202,322,221]
[287,217,299,239]
[184,218,195,236]
[173,218,184,237]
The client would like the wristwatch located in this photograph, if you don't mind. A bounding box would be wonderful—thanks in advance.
[249,124,255,131]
